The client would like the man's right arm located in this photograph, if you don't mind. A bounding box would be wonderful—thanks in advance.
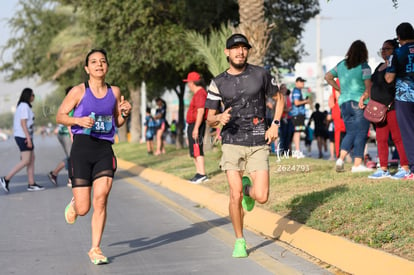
[207,107,232,128]
[207,109,219,128]
[205,79,224,128]
[293,90,310,106]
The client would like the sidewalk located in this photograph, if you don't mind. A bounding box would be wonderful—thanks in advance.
[118,158,414,275]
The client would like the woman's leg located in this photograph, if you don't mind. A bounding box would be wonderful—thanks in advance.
[5,151,32,181]
[375,122,390,170]
[91,176,113,249]
[71,186,92,216]
[345,102,369,165]
[26,151,35,185]
[333,122,342,158]
[339,102,356,161]
[155,128,164,155]
[52,161,66,176]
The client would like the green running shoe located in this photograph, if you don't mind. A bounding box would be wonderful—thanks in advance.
[88,247,108,265]
[64,197,77,224]
[232,238,248,258]
[241,176,255,211]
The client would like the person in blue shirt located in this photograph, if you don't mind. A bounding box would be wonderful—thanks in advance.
[385,22,414,180]
[290,77,310,158]
[144,107,157,155]
[154,97,167,155]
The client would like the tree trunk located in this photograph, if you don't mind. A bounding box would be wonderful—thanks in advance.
[203,123,213,151]
[174,84,186,149]
[236,0,272,66]
[129,85,141,143]
[117,123,128,142]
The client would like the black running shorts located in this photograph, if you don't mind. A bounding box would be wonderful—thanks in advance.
[292,114,306,132]
[69,135,117,188]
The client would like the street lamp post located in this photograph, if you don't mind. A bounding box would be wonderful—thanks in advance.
[316,15,325,111]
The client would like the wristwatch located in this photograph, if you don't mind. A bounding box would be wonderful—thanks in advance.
[273,120,280,126]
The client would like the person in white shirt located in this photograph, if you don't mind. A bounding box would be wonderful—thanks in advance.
[0,88,45,193]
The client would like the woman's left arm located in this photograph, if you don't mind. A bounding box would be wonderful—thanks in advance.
[113,86,132,127]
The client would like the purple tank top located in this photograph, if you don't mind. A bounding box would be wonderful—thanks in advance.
[71,82,116,143]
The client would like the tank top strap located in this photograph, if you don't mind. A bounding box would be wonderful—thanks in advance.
[84,81,111,90]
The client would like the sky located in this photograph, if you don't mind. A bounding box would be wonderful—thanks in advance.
[302,0,413,62]
[0,2,54,114]
[0,0,413,85]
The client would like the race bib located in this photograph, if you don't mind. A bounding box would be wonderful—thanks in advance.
[92,115,113,133]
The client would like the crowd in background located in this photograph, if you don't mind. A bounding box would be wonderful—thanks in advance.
[143,22,414,182]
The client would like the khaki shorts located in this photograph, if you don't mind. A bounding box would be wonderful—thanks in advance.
[220,144,269,173]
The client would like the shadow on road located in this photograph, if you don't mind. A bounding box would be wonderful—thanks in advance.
[108,216,230,259]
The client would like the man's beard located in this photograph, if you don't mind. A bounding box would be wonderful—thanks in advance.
[229,58,247,70]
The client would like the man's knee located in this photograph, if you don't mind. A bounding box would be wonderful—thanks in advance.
[229,190,243,204]
[255,193,268,204]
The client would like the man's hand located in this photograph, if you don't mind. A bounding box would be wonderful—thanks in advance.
[192,128,199,141]
[265,124,279,144]
[219,107,232,125]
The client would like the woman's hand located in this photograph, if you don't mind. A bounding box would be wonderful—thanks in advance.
[358,94,368,109]
[77,116,95,128]
[119,96,132,118]
[25,137,33,149]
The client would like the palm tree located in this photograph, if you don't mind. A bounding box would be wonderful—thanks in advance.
[236,0,273,66]
[48,23,93,80]
[187,0,271,71]
[186,24,232,76]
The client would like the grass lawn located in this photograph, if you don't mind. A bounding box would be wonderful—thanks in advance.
[113,142,414,262]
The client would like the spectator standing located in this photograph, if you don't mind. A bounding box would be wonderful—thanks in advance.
[184,71,209,183]
[0,88,45,193]
[328,81,346,159]
[205,33,283,258]
[385,22,414,180]
[278,84,293,155]
[154,97,167,155]
[368,39,409,180]
[169,119,177,144]
[325,40,373,173]
[290,77,310,159]
[326,112,336,160]
[308,103,327,159]
[304,124,314,156]
[144,107,157,155]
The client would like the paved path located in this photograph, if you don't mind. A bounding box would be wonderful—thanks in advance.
[0,135,332,275]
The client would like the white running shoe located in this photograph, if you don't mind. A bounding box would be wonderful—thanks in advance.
[27,183,45,191]
[351,165,373,173]
[335,159,344,172]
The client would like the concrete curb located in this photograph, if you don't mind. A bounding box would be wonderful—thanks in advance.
[118,159,414,275]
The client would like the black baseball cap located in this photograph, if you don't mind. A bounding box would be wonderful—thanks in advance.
[296,77,306,82]
[226,33,252,49]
